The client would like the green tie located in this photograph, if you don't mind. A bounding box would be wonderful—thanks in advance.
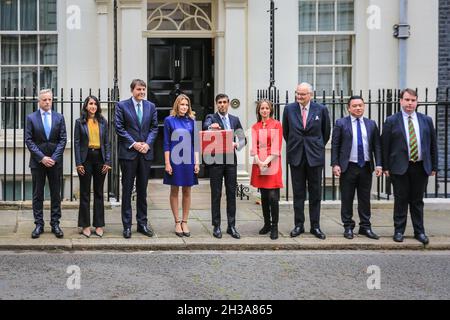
[408,116,418,162]
[137,103,142,125]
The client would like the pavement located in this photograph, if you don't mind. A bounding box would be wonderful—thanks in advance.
[0,180,449,251]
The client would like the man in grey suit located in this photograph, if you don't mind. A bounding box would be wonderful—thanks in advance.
[282,83,331,239]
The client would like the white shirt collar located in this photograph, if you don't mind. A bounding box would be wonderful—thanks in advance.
[39,108,52,115]
[401,110,416,119]
[132,97,142,107]
[299,102,310,110]
[350,115,363,122]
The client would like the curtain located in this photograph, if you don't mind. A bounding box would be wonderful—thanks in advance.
[39,0,57,31]
[40,35,57,65]
[0,0,18,30]
[20,0,37,30]
[299,1,315,32]
[1,35,19,65]
[21,35,37,65]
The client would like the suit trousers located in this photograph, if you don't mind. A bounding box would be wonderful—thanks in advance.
[209,164,237,227]
[120,154,152,229]
[340,162,372,230]
[290,157,323,229]
[31,165,62,227]
[78,149,106,228]
[391,162,428,235]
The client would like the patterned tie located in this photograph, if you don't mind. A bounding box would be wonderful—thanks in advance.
[357,118,365,167]
[302,107,307,129]
[136,103,143,125]
[409,116,419,161]
[43,111,51,139]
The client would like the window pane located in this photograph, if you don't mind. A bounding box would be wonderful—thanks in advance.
[40,35,57,65]
[318,0,334,31]
[316,36,333,65]
[298,67,314,85]
[21,35,38,65]
[316,67,332,96]
[335,36,352,65]
[1,35,19,65]
[20,0,37,30]
[21,67,37,92]
[337,0,354,31]
[335,67,351,96]
[0,0,18,30]
[39,0,57,31]
[40,66,57,91]
[299,0,316,32]
[298,36,314,65]
[1,67,19,96]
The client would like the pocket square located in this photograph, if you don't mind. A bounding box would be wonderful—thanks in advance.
[315,116,320,120]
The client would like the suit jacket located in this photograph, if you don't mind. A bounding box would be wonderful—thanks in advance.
[74,117,112,167]
[25,109,67,169]
[381,111,438,176]
[202,112,247,164]
[282,101,331,167]
[331,116,382,173]
[115,98,159,161]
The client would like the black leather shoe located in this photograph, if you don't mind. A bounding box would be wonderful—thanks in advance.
[259,224,271,235]
[31,225,44,239]
[343,228,354,239]
[123,228,132,239]
[227,226,241,239]
[137,225,154,237]
[51,225,64,239]
[290,225,305,238]
[270,225,278,240]
[310,228,326,240]
[393,232,404,242]
[359,228,380,240]
[414,233,429,245]
[213,226,222,239]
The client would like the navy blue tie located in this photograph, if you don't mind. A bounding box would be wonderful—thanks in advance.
[357,118,365,167]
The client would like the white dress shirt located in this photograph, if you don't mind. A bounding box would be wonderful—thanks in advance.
[401,110,422,161]
[349,116,370,163]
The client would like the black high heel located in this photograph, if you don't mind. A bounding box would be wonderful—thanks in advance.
[175,221,184,237]
[181,221,191,237]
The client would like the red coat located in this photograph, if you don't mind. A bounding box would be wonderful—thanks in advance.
[250,118,283,189]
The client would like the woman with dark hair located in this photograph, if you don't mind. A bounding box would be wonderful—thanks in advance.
[74,96,111,238]
[250,99,283,240]
[163,94,200,237]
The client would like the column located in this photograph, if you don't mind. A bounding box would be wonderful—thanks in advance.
[95,0,110,97]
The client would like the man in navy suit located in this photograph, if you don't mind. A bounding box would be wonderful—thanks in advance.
[203,94,247,239]
[283,83,331,239]
[331,96,382,240]
[115,79,159,239]
[382,88,438,245]
[25,89,67,239]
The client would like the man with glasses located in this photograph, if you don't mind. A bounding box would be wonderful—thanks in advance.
[282,83,331,240]
[203,94,247,239]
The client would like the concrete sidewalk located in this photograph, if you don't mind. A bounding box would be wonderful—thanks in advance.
[0,180,449,251]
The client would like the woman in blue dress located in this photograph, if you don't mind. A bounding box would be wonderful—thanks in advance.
[164,94,200,237]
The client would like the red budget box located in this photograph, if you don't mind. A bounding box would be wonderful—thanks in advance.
[200,130,234,155]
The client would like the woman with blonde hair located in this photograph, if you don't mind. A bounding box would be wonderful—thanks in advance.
[163,94,200,237]
[250,99,283,240]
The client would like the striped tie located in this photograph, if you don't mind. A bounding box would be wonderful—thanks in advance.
[408,116,419,162]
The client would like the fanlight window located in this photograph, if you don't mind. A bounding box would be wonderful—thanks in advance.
[147,2,213,31]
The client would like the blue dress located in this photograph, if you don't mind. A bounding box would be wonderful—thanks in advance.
[163,115,199,187]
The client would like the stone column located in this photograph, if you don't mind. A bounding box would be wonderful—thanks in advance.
[95,0,110,97]
[118,0,146,97]
[223,0,249,177]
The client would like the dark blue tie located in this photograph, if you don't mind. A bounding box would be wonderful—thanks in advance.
[357,118,365,167]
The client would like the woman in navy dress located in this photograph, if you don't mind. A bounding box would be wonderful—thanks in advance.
[164,94,199,237]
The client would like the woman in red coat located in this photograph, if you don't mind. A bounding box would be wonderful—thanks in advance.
[250,99,283,240]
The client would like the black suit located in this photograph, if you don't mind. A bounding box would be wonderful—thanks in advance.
[331,116,382,230]
[25,109,67,227]
[382,111,438,235]
[74,118,111,228]
[282,101,331,229]
[203,113,246,227]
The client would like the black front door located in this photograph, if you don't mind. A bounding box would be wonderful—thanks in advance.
[148,38,214,178]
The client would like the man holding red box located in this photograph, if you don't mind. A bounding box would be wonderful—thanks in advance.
[202,94,247,239]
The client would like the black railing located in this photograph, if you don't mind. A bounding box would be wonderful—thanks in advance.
[257,88,450,201]
[0,88,120,202]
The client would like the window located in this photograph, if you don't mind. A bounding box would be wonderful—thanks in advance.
[0,0,57,129]
[298,0,354,96]
[2,180,51,201]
